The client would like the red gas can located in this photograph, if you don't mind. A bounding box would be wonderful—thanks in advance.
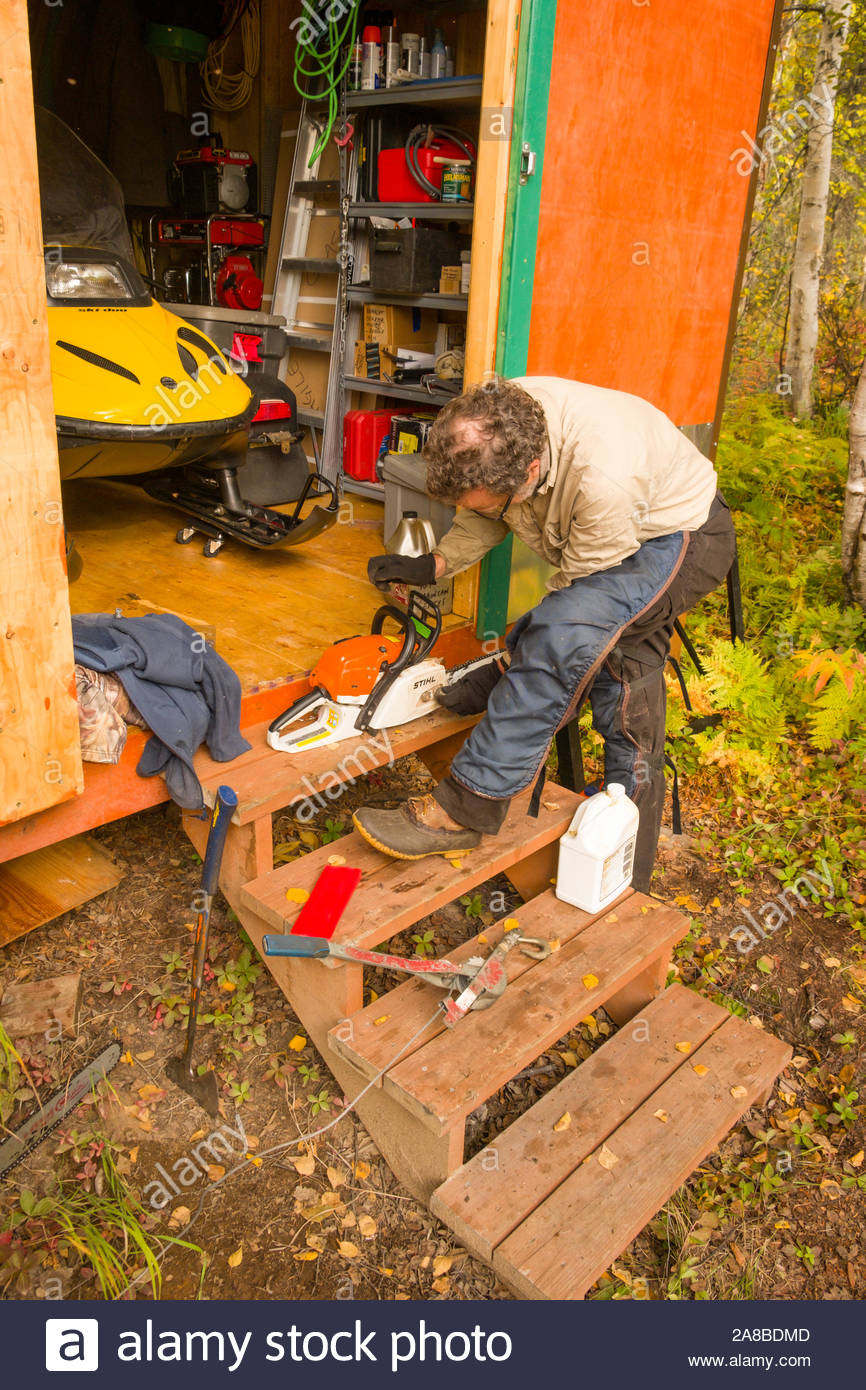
[378,137,475,202]
[343,409,396,481]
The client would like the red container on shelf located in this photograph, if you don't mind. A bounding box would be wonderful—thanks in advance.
[377,137,475,202]
[343,409,396,481]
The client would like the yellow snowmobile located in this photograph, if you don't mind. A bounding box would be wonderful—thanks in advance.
[39,107,337,554]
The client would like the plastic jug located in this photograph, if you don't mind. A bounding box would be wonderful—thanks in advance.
[555,783,639,912]
[385,509,436,557]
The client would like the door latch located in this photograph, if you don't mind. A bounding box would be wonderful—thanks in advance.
[519,143,537,185]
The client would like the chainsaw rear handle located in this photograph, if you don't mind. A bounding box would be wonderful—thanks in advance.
[358,603,422,733]
[268,685,329,736]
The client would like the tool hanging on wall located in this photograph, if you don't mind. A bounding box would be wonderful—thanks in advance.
[292,5,362,164]
[166,786,237,1116]
[267,591,446,753]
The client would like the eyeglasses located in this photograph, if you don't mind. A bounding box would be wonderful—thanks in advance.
[496,492,513,521]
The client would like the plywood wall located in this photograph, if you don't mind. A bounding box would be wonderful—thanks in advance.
[0,0,83,826]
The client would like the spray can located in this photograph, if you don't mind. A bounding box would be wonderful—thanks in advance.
[347,40,363,92]
[383,25,401,87]
[361,25,381,90]
[401,32,421,77]
[431,28,446,79]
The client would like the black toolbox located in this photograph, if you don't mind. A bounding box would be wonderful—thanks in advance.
[370,224,466,294]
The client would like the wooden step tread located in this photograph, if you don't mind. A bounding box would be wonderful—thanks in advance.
[242,787,584,949]
[194,707,478,825]
[334,890,686,1135]
[431,985,792,1299]
[329,888,633,1081]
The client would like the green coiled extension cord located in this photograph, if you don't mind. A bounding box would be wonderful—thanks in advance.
[292,8,362,166]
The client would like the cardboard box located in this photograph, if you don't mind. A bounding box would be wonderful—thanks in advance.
[439,266,462,294]
[363,303,437,349]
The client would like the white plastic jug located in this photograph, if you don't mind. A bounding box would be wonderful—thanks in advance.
[555,783,639,913]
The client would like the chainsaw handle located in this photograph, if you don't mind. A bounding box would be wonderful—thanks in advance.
[268,685,328,735]
[370,603,417,659]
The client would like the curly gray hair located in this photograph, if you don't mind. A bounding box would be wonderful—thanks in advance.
[424,378,547,502]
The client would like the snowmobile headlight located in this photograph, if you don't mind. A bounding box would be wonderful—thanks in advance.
[45,258,133,301]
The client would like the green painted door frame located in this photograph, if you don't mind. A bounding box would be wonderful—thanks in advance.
[475,0,558,641]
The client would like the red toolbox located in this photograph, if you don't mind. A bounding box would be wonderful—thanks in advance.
[343,409,397,482]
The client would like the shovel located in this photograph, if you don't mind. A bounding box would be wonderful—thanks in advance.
[166,785,237,1116]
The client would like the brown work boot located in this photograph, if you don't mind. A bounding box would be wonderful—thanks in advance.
[353,793,481,860]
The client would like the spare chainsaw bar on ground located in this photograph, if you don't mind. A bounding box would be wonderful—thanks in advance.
[0,1041,121,1179]
[263,929,550,1027]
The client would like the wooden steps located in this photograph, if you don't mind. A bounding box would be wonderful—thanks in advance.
[241,786,584,950]
[330,890,685,1135]
[430,984,792,1299]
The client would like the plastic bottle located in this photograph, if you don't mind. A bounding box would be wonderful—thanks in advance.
[431,28,446,79]
[385,509,436,557]
[555,783,640,912]
[361,25,381,90]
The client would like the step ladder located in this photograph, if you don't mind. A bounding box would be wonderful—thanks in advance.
[269,93,363,484]
[183,709,792,1299]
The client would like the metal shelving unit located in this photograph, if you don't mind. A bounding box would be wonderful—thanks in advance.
[347,286,468,312]
[343,375,455,406]
[349,201,474,222]
[326,76,483,111]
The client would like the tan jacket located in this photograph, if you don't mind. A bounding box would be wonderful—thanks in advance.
[433,377,718,590]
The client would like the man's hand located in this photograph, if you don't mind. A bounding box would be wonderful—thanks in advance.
[367,553,437,591]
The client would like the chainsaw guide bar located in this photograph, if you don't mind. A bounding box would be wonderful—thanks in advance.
[0,1041,121,1179]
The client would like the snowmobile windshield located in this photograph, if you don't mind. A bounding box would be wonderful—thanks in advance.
[35,106,135,263]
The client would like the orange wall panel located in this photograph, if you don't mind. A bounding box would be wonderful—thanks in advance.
[526,1,776,424]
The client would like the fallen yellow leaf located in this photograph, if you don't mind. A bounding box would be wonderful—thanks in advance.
[122,1051,134,1065]
[288,1034,307,1052]
[294,1250,318,1262]
[605,913,618,923]
[654,1109,670,1123]
[286,887,310,904]
[675,1041,692,1054]
[711,897,721,908]
[228,1247,243,1268]
[503,918,520,929]
[477,934,488,944]
[135,1050,156,1062]
[598,1144,619,1171]
[246,1135,260,1150]
[823,957,841,968]
[378,1266,394,1277]
[693,1064,709,1077]
[293,1154,316,1176]
[137,1083,165,1101]
[354,1161,371,1181]
[168,1205,190,1229]
[775,1220,791,1229]
[433,1255,453,1277]
[328,854,346,866]
[373,1015,390,1026]
[446,859,463,869]
[553,1111,572,1132]
[358,1214,377,1238]
[582,973,599,989]
[432,1276,451,1293]
[730,1085,748,1100]
[549,938,561,952]
[559,1050,578,1068]
[327,1166,344,1189]
[219,979,236,992]
[246,1153,263,1168]
[128,1146,139,1164]
[207,1164,225,1182]
[849,1150,864,1168]
[339,1241,360,1259]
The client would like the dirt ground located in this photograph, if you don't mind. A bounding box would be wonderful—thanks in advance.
[0,755,863,1303]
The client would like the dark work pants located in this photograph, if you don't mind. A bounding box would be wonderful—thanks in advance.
[435,493,737,891]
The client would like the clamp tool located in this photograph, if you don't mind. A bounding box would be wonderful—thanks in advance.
[263,927,550,1028]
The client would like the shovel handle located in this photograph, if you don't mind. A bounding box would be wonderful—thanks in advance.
[201,786,238,897]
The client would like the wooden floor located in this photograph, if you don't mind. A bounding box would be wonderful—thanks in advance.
[64,480,464,690]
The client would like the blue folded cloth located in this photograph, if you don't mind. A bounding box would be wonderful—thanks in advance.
[71,612,251,810]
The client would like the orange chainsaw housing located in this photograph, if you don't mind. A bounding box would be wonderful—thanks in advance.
[311,634,403,700]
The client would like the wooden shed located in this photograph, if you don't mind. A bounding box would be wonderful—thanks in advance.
[1,0,779,887]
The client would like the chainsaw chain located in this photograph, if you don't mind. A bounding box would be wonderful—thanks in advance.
[0,1041,121,1180]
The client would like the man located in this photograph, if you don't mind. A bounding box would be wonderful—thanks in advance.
[354,376,736,892]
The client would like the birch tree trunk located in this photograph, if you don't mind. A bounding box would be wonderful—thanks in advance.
[843,352,866,609]
[784,1,852,418]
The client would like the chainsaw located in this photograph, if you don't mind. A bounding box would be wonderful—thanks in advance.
[268,590,448,753]
[0,1041,121,1179]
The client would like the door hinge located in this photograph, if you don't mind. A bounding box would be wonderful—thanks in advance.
[519,143,537,185]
